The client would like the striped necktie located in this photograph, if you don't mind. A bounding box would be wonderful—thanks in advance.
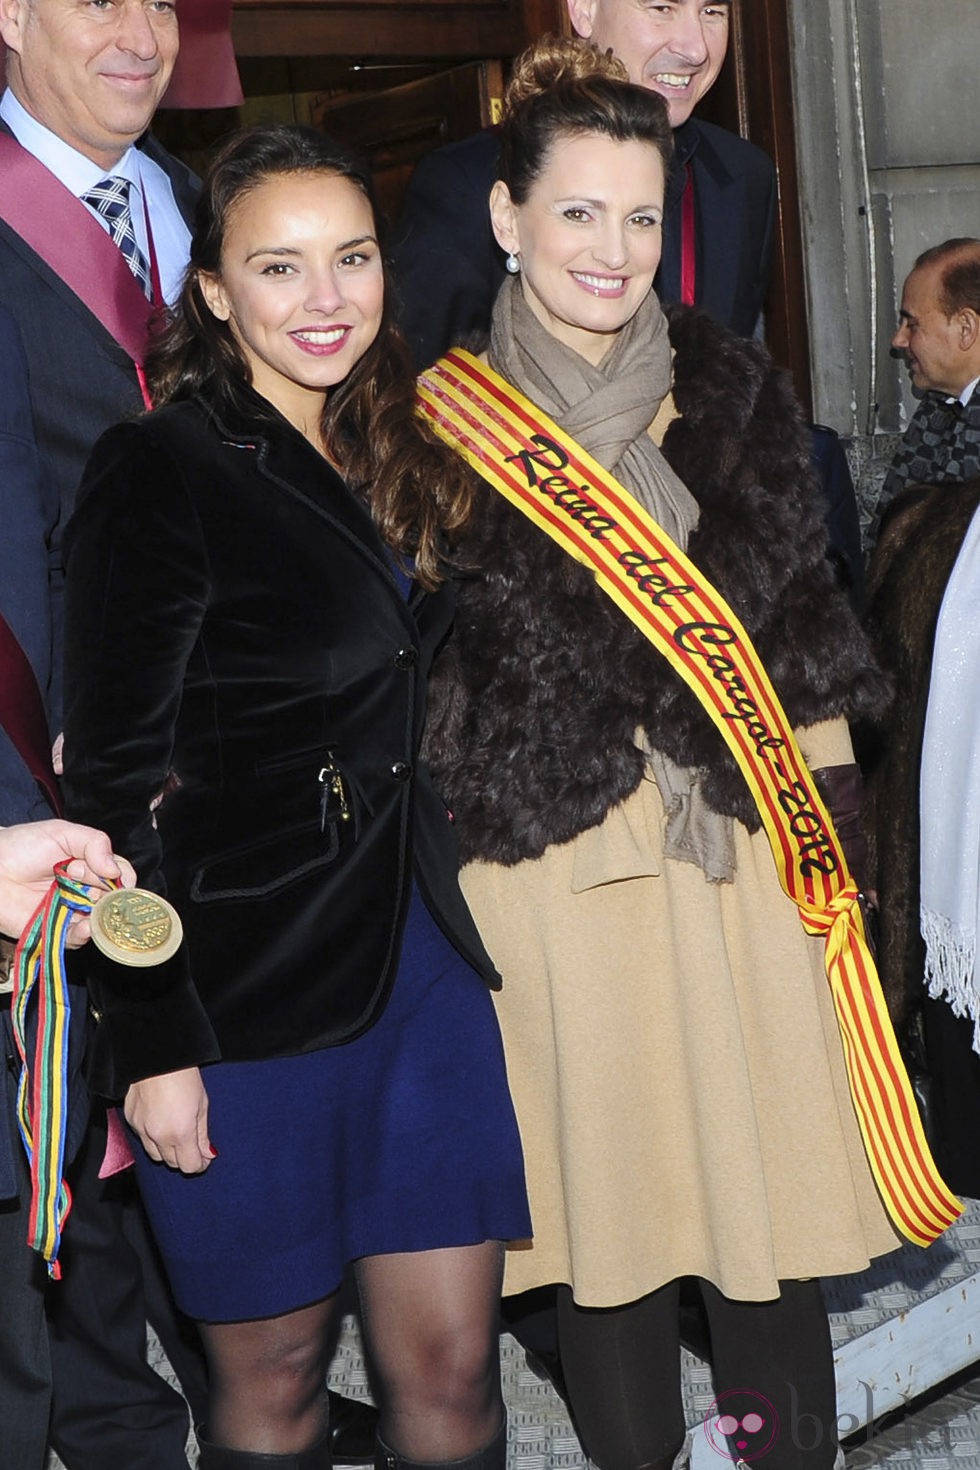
[82,175,152,299]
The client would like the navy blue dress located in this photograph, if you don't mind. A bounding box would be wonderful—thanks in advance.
[131,557,530,1322]
[132,885,530,1322]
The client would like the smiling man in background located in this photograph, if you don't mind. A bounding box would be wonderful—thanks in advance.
[390,0,776,369]
[0,6,202,1461]
[0,3,201,1458]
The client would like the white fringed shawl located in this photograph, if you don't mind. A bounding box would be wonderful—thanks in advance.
[920,501,980,1050]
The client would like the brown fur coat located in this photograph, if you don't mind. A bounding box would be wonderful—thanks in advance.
[863,477,980,1029]
[426,304,889,866]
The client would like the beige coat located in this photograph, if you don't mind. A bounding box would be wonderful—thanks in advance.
[463,717,901,1306]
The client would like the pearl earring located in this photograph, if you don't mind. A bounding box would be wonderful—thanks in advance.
[505,252,521,275]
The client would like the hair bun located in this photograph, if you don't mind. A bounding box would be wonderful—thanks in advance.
[503,35,629,117]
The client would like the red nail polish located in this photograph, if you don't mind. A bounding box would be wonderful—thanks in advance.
[209,1145,219,1158]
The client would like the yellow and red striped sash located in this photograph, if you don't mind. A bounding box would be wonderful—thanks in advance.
[418,348,961,1248]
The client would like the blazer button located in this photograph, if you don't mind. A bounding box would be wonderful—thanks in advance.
[392,647,418,670]
[390,761,412,782]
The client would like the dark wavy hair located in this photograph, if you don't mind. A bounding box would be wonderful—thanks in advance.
[146,123,473,588]
[498,36,674,205]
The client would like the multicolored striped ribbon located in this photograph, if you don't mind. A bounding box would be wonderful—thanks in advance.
[11,862,115,1276]
[418,348,962,1247]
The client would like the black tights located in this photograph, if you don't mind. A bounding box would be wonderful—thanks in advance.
[198,1242,505,1460]
[557,1278,837,1470]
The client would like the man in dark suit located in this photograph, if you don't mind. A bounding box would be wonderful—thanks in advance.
[0,301,70,1470]
[390,0,776,369]
[0,305,52,828]
[0,3,376,1463]
[0,0,197,725]
[0,8,206,1462]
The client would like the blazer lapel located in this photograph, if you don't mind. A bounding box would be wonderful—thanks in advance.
[210,395,419,622]
[0,129,154,363]
[688,123,744,330]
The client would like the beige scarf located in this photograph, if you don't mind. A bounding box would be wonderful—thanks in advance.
[488,277,735,881]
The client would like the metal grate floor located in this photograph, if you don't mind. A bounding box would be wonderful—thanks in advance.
[46,1199,980,1470]
[43,1323,980,1470]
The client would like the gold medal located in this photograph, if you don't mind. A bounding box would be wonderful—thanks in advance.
[89,888,183,967]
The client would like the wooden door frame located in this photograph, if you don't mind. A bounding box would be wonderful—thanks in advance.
[231,0,564,59]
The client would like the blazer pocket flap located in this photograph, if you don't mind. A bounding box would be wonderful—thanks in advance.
[190,820,340,904]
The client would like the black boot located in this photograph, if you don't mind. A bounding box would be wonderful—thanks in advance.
[197,1392,376,1469]
[327,1391,378,1464]
[374,1419,506,1470]
[197,1427,332,1469]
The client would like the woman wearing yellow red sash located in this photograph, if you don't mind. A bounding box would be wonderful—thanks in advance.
[423,39,905,1470]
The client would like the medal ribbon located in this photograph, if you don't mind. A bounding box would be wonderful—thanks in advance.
[11,862,118,1276]
[417,348,961,1247]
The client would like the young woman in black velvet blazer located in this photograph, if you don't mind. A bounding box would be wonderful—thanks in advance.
[61,125,529,1470]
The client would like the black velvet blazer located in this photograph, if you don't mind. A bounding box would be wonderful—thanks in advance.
[62,388,494,1098]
